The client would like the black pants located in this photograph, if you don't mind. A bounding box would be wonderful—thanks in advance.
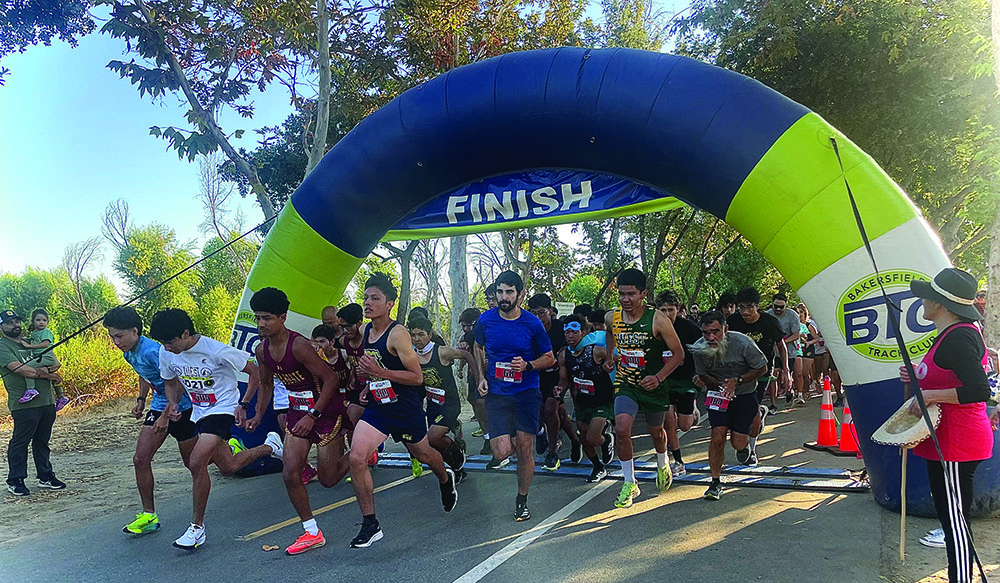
[926,459,980,583]
[7,405,56,483]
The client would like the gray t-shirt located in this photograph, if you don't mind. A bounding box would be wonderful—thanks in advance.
[691,331,767,395]
[767,308,800,350]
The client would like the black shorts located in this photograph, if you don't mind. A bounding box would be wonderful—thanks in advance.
[426,400,460,431]
[670,391,696,416]
[195,414,235,440]
[754,377,770,403]
[346,390,365,407]
[787,356,798,370]
[540,382,565,402]
[707,393,758,435]
[143,408,197,442]
[274,407,289,417]
[803,345,816,359]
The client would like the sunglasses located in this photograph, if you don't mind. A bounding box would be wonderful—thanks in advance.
[977,293,987,299]
[563,321,582,332]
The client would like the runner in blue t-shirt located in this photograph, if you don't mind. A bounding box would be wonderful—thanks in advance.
[104,306,196,536]
[474,271,554,522]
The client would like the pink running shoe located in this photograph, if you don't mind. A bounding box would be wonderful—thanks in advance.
[18,389,40,403]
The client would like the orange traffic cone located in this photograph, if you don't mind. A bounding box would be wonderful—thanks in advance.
[839,396,859,453]
[816,376,838,447]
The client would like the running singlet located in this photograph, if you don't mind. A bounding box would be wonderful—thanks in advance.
[338,336,367,395]
[420,344,460,408]
[259,330,340,415]
[319,348,352,395]
[564,344,614,409]
[538,319,565,391]
[363,321,423,413]
[610,307,668,390]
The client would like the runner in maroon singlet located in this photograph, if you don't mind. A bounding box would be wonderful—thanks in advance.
[252,287,352,556]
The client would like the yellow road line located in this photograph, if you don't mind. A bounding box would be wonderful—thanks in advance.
[236,475,416,541]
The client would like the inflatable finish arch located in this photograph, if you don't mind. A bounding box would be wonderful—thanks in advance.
[231,47,1000,515]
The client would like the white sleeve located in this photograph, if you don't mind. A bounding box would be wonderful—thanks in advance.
[158,347,177,380]
[216,344,251,373]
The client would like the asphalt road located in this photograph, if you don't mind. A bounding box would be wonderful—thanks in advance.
[0,404,882,583]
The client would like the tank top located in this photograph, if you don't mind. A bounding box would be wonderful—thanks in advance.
[319,348,352,395]
[362,321,423,413]
[809,318,827,355]
[610,307,668,390]
[260,330,330,414]
[913,323,993,462]
[564,344,615,408]
[420,344,459,408]
[338,336,367,394]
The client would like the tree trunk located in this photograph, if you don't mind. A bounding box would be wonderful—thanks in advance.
[304,0,331,177]
[986,0,1000,348]
[449,235,469,345]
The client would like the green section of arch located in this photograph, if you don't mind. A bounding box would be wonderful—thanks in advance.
[383,196,686,241]
[725,112,920,289]
[246,203,365,318]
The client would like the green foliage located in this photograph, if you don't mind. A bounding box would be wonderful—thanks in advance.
[197,235,258,296]
[191,284,240,342]
[528,228,576,299]
[0,0,96,84]
[112,223,199,324]
[563,274,602,305]
[0,267,119,339]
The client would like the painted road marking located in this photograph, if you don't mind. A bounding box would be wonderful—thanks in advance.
[236,475,415,541]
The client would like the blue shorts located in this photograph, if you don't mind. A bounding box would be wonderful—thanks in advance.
[485,389,542,438]
[360,404,428,444]
[426,400,460,431]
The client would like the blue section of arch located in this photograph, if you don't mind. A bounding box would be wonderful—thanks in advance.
[290,47,809,258]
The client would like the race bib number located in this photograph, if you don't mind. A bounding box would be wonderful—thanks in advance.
[494,362,522,383]
[288,390,315,411]
[620,349,645,369]
[370,379,397,404]
[662,350,672,364]
[426,386,445,405]
[705,390,730,412]
[573,377,595,396]
[182,377,217,406]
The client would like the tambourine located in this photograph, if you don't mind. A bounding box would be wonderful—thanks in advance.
[871,397,942,448]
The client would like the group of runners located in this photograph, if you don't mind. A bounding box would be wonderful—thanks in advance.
[103,266,834,555]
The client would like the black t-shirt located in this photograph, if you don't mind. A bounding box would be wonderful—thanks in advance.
[727,312,785,365]
[538,317,565,390]
[931,324,989,404]
[668,315,703,379]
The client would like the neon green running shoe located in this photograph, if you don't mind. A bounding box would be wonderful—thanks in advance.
[228,438,245,454]
[656,465,673,493]
[411,457,423,478]
[615,482,640,508]
[123,512,160,534]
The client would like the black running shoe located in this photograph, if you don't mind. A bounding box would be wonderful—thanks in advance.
[451,441,466,470]
[441,469,458,512]
[704,482,723,501]
[571,440,583,464]
[535,426,548,455]
[38,475,66,490]
[454,468,468,485]
[350,521,383,548]
[479,440,492,456]
[7,480,29,496]
[601,423,615,465]
[587,467,608,483]
[486,457,510,470]
[542,452,560,471]
[514,501,531,522]
[736,447,752,465]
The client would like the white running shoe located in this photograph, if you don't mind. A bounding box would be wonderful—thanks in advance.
[669,460,686,477]
[919,528,946,548]
[265,432,284,459]
[173,523,206,549]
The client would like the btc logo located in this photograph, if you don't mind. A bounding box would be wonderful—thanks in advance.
[837,269,935,362]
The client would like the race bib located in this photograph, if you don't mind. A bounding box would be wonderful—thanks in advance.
[370,379,397,404]
[182,377,217,406]
[620,349,645,369]
[426,386,446,405]
[494,362,522,383]
[662,350,672,364]
[705,390,730,412]
[573,377,595,396]
[288,390,315,411]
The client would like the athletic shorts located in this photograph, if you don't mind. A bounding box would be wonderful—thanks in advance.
[803,345,816,359]
[829,355,838,372]
[426,400,460,431]
[575,403,614,425]
[754,377,770,404]
[143,408,197,442]
[287,409,350,447]
[466,376,483,402]
[665,379,698,416]
[360,404,427,444]
[707,393,757,435]
[541,382,565,403]
[195,413,235,440]
[485,389,542,438]
[274,408,289,417]
[614,382,671,414]
[346,390,365,408]
[787,356,798,370]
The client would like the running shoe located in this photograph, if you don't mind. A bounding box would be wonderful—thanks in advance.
[767,403,778,415]
[123,512,159,534]
[833,398,844,408]
[17,389,40,403]
[471,428,484,437]
[746,450,759,467]
[601,425,615,465]
[350,521,383,548]
[172,523,206,549]
[286,530,325,555]
[486,457,510,470]
[587,467,608,483]
[55,396,69,412]
[411,457,423,478]
[795,396,807,405]
[785,391,793,404]
[669,460,686,477]
[656,465,673,493]
[514,501,531,522]
[454,468,468,485]
[615,482,640,508]
[301,464,318,485]
[535,426,548,455]
[265,432,284,459]
[440,469,458,512]
[919,528,946,549]
[6,479,29,496]
[571,440,583,464]
[228,438,245,454]
[368,451,378,468]
[543,452,560,471]
[479,441,492,456]
[38,475,66,490]
[704,482,723,501]
[736,447,752,465]
[452,440,467,470]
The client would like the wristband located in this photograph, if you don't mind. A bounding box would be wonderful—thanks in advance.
[524,361,533,372]
[239,401,251,410]
[307,408,322,419]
